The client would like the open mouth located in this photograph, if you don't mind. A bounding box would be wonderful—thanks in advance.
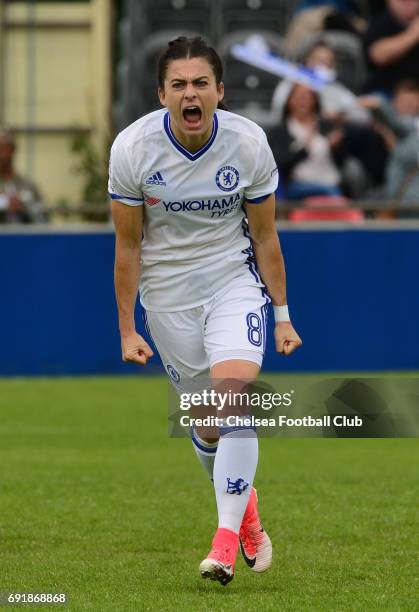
[182,106,202,127]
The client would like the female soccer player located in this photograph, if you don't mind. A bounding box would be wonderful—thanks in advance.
[109,36,302,586]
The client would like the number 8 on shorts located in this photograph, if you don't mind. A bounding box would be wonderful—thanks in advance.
[246,312,263,348]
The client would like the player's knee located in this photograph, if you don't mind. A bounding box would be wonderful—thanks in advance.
[195,424,219,443]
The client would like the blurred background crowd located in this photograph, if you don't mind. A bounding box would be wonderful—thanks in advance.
[2,0,419,223]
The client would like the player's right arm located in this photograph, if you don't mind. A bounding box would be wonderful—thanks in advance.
[112,201,153,365]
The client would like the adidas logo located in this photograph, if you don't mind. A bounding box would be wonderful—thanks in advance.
[145,171,166,186]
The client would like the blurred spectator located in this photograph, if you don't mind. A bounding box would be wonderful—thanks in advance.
[267,83,351,200]
[392,77,419,114]
[284,1,365,55]
[305,39,338,66]
[270,41,383,191]
[0,130,46,223]
[364,0,419,95]
[363,78,419,140]
[361,80,419,210]
[271,41,370,123]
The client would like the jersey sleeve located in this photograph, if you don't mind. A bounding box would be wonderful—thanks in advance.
[244,133,279,204]
[108,136,144,206]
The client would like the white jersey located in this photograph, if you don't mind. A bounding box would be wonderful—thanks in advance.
[109,108,278,312]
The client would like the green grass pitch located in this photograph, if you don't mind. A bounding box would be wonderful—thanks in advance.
[0,376,417,611]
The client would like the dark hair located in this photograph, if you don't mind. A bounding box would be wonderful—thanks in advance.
[157,36,228,110]
[394,79,419,95]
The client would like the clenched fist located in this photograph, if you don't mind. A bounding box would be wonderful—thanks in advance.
[274,322,302,356]
[121,331,154,365]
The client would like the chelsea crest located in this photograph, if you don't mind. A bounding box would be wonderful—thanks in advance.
[215,165,240,192]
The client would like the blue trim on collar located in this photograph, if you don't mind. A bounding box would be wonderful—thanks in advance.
[163,112,218,161]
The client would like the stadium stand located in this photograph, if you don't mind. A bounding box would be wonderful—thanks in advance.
[119,1,367,118]
[119,1,297,118]
[110,0,419,220]
[217,0,295,36]
[141,0,213,37]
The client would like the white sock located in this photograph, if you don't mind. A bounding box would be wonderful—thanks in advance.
[213,426,258,534]
[191,427,218,480]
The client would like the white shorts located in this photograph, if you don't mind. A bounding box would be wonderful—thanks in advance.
[144,276,270,387]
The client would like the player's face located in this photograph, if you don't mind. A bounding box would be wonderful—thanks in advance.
[158,57,224,150]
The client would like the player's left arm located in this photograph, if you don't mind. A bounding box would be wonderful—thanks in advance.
[245,194,302,356]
